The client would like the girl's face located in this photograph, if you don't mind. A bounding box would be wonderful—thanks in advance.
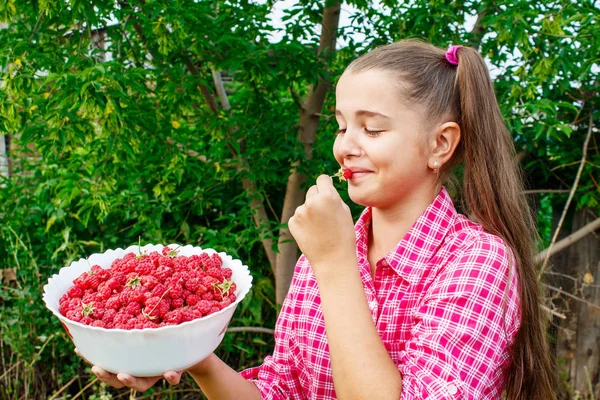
[333,69,435,209]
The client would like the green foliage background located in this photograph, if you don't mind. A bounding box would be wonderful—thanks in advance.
[0,0,598,398]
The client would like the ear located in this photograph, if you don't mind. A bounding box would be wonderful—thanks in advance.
[428,121,460,168]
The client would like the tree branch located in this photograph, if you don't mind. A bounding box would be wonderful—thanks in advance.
[226,326,275,335]
[538,114,595,279]
[544,284,600,312]
[535,217,600,265]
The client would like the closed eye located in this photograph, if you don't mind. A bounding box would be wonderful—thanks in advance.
[364,128,383,137]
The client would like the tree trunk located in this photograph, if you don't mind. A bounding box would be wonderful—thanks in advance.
[275,1,341,305]
[553,208,600,398]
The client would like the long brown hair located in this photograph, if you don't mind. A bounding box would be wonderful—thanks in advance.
[347,39,556,399]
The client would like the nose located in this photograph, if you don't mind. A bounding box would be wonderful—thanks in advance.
[334,127,362,159]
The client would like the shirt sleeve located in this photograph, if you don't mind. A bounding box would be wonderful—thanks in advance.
[239,257,307,399]
[398,236,521,399]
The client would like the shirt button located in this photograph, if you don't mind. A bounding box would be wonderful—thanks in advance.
[447,384,458,395]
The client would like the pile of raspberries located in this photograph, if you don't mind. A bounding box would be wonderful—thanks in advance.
[58,247,237,330]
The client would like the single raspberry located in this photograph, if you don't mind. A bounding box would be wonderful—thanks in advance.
[186,294,200,306]
[195,300,212,315]
[92,320,107,328]
[128,287,148,303]
[154,265,174,281]
[93,306,106,320]
[209,306,221,314]
[126,302,142,316]
[168,283,184,300]
[180,308,195,322]
[97,284,112,300]
[141,275,159,290]
[66,309,82,322]
[221,268,233,279]
[201,292,214,301]
[151,283,168,298]
[171,298,184,309]
[184,278,200,292]
[113,312,129,325]
[84,274,101,290]
[196,284,208,296]
[202,275,218,288]
[102,309,117,324]
[211,253,223,267]
[206,267,223,280]
[164,309,182,324]
[343,168,353,180]
[106,296,122,310]
[67,285,83,298]
[81,316,93,325]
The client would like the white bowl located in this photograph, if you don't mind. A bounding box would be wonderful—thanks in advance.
[43,244,253,377]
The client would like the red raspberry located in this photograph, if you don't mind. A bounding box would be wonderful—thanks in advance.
[82,292,97,304]
[209,306,220,314]
[206,267,223,280]
[106,296,122,310]
[67,285,83,298]
[84,274,101,290]
[92,320,107,328]
[158,255,174,268]
[59,302,70,316]
[202,276,218,287]
[113,312,129,326]
[154,265,174,281]
[220,298,233,308]
[143,321,158,329]
[93,306,106,320]
[171,298,184,309]
[184,278,200,292]
[196,284,208,296]
[210,253,223,268]
[81,316,93,325]
[186,294,200,306]
[161,246,172,256]
[180,308,195,322]
[221,268,233,279]
[141,275,159,290]
[114,323,128,330]
[104,277,120,291]
[201,292,214,301]
[151,283,168,298]
[102,309,117,324]
[129,287,148,303]
[164,309,182,324]
[126,302,142,316]
[168,283,184,300]
[66,309,82,322]
[136,259,154,275]
[195,300,212,315]
[97,284,112,300]
[158,299,170,318]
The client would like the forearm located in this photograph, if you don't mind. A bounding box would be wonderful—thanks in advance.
[187,354,262,400]
[315,260,402,400]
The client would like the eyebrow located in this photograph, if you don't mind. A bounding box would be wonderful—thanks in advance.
[335,109,392,119]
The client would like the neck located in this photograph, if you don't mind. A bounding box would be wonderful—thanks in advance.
[368,184,441,257]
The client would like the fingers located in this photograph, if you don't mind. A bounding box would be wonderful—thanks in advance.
[163,370,183,386]
[315,174,336,196]
[116,373,162,392]
[92,366,126,389]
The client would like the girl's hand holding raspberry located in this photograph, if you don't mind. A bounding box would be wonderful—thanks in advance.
[288,174,356,279]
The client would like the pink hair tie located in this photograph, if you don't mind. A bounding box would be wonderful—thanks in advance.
[445,45,463,66]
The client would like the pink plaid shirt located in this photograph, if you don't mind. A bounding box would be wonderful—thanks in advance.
[241,187,521,399]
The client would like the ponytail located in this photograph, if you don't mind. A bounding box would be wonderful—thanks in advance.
[348,39,557,399]
[453,46,556,400]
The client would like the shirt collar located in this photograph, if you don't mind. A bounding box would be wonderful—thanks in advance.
[354,187,457,284]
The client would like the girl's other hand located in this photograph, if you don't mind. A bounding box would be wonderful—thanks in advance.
[76,348,183,392]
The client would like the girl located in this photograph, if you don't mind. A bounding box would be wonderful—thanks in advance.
[88,39,556,399]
